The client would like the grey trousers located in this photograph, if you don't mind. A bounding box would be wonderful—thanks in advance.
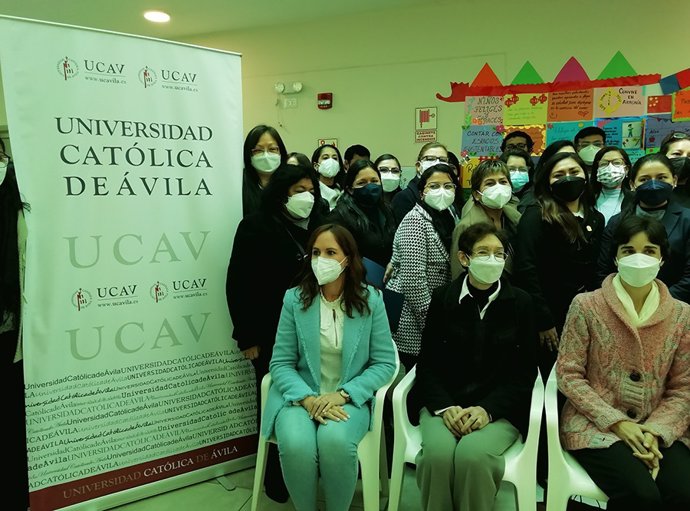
[416,408,519,511]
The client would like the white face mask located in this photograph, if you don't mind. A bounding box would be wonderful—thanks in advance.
[467,255,505,285]
[311,256,347,285]
[423,188,455,211]
[418,158,442,174]
[317,158,340,178]
[251,151,281,173]
[578,145,600,165]
[0,159,7,186]
[479,183,512,209]
[285,191,315,219]
[597,164,627,189]
[616,253,661,287]
[380,172,401,192]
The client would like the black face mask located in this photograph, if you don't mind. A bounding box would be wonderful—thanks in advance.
[670,156,690,180]
[351,183,383,208]
[635,179,674,207]
[551,176,586,203]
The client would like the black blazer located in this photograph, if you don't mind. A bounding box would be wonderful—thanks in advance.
[597,199,690,303]
[513,205,605,333]
[413,277,537,437]
[226,210,323,353]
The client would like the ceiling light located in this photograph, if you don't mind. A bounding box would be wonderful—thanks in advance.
[144,11,171,23]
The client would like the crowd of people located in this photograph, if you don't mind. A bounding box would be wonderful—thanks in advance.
[225,125,690,511]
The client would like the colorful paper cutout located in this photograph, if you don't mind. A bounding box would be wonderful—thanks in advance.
[503,93,548,125]
[460,157,482,189]
[511,61,543,85]
[677,69,690,90]
[647,95,673,114]
[503,124,546,155]
[461,125,504,157]
[554,57,589,83]
[464,96,503,126]
[660,74,681,95]
[672,89,690,121]
[546,121,594,145]
[597,51,637,80]
[470,64,502,88]
[594,86,644,118]
[547,89,593,121]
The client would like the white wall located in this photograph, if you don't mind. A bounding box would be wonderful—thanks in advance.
[2,0,689,166]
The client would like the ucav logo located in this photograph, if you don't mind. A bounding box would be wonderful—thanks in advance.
[160,69,198,84]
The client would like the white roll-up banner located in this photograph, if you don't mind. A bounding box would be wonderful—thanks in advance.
[0,16,255,511]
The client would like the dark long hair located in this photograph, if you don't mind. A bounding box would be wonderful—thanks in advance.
[590,146,632,199]
[0,150,28,324]
[297,224,371,317]
[242,125,288,180]
[260,163,322,218]
[533,152,596,243]
[311,144,346,188]
[619,153,675,218]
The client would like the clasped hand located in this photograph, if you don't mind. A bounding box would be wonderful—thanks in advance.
[301,393,350,425]
[442,405,490,438]
[611,421,663,479]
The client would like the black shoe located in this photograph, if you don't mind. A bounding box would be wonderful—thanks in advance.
[265,481,289,503]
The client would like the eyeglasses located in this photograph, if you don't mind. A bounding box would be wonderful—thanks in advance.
[598,159,626,168]
[578,141,605,148]
[505,143,528,150]
[508,166,529,173]
[471,250,507,261]
[420,155,449,163]
[378,166,401,174]
[672,132,690,140]
[426,182,456,191]
[251,147,281,156]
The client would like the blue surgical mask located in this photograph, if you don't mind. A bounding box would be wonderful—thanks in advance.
[509,170,529,191]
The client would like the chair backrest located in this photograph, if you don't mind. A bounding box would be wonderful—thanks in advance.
[391,365,422,462]
[544,366,569,468]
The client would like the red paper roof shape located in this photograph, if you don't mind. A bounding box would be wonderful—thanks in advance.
[554,57,589,83]
[470,63,502,88]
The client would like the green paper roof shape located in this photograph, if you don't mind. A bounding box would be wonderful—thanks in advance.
[511,61,544,85]
[597,51,637,79]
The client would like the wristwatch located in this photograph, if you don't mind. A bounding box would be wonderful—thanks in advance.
[338,389,351,402]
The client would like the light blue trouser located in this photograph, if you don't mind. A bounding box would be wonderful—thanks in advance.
[416,408,519,511]
[274,403,370,511]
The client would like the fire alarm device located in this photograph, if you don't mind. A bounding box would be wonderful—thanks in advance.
[317,92,332,110]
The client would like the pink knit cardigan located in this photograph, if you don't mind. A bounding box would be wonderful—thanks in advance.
[557,275,690,451]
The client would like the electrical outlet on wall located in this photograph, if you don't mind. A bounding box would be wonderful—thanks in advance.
[282,97,298,109]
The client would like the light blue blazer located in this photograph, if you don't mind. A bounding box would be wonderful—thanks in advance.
[262,285,397,438]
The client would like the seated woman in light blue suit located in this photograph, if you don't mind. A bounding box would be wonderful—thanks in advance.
[263,223,397,511]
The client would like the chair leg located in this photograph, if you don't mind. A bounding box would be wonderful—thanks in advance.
[379,429,390,499]
[513,479,537,511]
[250,437,270,511]
[387,439,407,511]
[544,485,570,511]
[359,448,380,511]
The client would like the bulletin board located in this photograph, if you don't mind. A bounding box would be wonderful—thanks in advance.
[436,52,690,189]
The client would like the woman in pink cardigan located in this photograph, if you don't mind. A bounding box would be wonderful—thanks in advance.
[557,215,690,511]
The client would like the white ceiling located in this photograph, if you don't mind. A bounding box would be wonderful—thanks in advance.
[0,0,443,39]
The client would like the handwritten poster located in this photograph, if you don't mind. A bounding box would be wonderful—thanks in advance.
[594,86,645,118]
[461,125,503,157]
[460,157,482,189]
[672,89,690,121]
[464,95,503,126]
[545,121,593,145]
[644,114,690,150]
[547,89,593,121]
[502,93,548,125]
[596,117,644,148]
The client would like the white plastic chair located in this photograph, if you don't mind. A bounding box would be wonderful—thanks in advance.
[544,366,608,511]
[388,366,544,511]
[250,353,400,511]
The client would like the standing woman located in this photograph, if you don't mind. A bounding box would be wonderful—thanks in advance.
[242,125,289,217]
[226,163,324,502]
[374,153,403,206]
[513,151,604,371]
[386,163,457,369]
[312,144,346,211]
[450,160,521,280]
[518,140,576,213]
[558,215,690,511]
[590,146,633,224]
[328,159,396,268]
[597,153,690,303]
[1,142,29,509]
[659,131,690,208]
[264,224,397,511]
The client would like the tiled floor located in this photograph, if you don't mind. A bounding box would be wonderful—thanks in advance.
[110,465,543,511]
